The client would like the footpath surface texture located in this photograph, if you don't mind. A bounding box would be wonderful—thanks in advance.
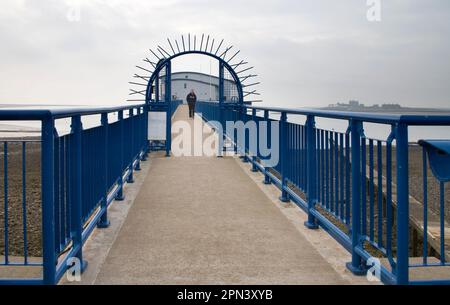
[93,106,348,284]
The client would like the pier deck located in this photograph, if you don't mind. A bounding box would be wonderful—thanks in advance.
[79,106,356,285]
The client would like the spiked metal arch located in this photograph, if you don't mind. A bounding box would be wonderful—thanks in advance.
[128,34,260,104]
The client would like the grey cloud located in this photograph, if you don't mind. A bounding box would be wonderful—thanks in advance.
[0,0,449,108]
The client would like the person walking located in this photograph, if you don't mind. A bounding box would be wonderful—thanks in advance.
[186,89,197,118]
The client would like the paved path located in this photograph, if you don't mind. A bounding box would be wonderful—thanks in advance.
[93,105,348,284]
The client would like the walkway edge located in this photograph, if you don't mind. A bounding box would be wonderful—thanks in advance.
[234,157,379,285]
[60,157,154,285]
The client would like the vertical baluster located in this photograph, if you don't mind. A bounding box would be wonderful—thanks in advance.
[321,130,325,206]
[69,115,86,276]
[3,142,8,265]
[98,113,110,229]
[325,131,330,210]
[345,133,351,226]
[165,62,172,157]
[335,132,339,218]
[116,110,125,201]
[305,115,318,229]
[263,110,271,184]
[361,137,367,236]
[386,135,393,262]
[66,135,71,241]
[369,139,375,242]
[54,133,60,254]
[251,109,257,172]
[128,109,135,183]
[279,112,289,202]
[422,146,428,265]
[136,108,142,170]
[440,182,446,265]
[22,142,28,264]
[377,140,383,248]
[304,125,307,191]
[340,133,344,220]
[330,132,334,213]
[60,137,66,247]
[317,128,321,203]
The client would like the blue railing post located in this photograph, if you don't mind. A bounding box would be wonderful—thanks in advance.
[70,115,87,273]
[251,108,258,172]
[42,116,56,285]
[143,104,149,160]
[127,109,135,183]
[218,62,225,157]
[279,111,289,202]
[98,113,110,229]
[396,123,410,285]
[240,106,249,163]
[262,110,271,184]
[346,119,366,275]
[135,108,142,170]
[305,115,319,229]
[116,110,125,201]
[165,62,172,157]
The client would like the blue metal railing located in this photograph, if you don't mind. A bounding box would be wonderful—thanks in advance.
[196,101,450,285]
[0,104,151,285]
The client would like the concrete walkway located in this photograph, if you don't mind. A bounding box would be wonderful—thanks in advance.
[91,105,350,284]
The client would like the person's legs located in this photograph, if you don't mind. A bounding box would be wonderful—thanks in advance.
[188,102,193,118]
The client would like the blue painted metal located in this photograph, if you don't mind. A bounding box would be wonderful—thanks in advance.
[279,112,289,202]
[42,117,56,285]
[98,113,110,229]
[419,140,450,182]
[165,61,172,157]
[395,123,409,285]
[3,142,8,265]
[145,50,245,105]
[346,120,365,275]
[218,61,225,156]
[2,98,450,285]
[305,115,318,229]
[0,103,148,285]
[116,110,125,201]
[196,101,450,285]
[70,115,87,275]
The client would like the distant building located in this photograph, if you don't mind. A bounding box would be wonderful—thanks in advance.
[157,72,238,104]
[326,100,401,111]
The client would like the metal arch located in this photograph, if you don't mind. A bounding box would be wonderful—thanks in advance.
[144,50,246,104]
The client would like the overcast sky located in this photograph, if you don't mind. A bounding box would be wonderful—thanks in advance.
[0,0,449,108]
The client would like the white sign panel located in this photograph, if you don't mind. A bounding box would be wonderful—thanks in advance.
[148,112,166,140]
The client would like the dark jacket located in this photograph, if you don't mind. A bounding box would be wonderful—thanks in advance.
[186,93,197,104]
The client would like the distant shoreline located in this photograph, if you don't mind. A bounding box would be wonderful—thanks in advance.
[319,106,450,114]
